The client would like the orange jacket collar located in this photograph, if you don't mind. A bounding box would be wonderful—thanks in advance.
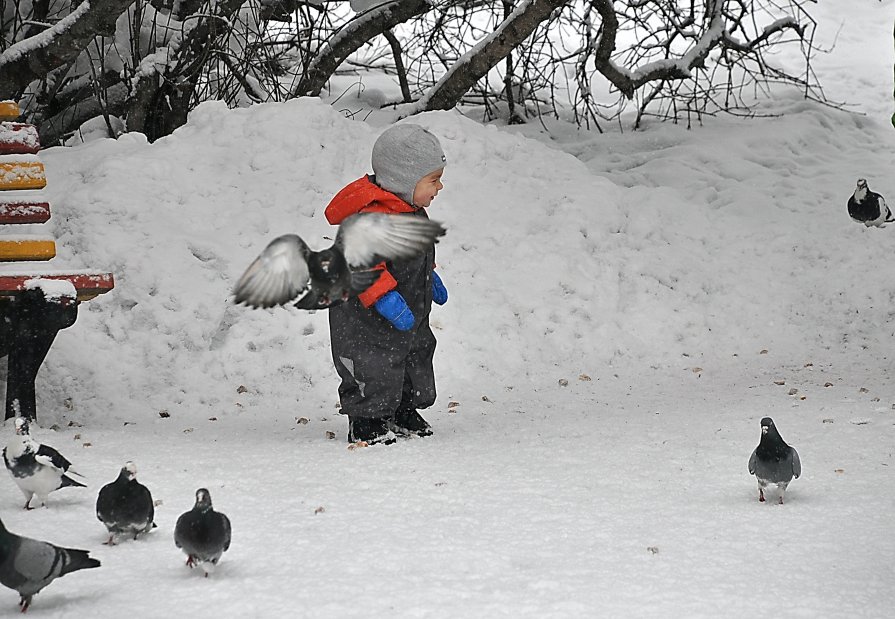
[325,176,417,225]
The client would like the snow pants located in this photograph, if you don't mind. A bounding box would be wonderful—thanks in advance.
[328,243,437,420]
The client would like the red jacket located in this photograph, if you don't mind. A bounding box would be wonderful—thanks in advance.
[324,176,418,307]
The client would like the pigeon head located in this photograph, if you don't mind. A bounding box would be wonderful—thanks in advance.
[309,248,348,285]
[13,417,30,436]
[123,461,138,481]
[194,488,214,511]
[758,417,788,448]
[854,179,868,201]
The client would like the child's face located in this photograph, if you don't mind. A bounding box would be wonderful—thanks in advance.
[412,168,445,208]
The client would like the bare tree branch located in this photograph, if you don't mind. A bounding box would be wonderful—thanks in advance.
[292,0,432,98]
[409,0,569,114]
[383,29,412,103]
[0,0,134,100]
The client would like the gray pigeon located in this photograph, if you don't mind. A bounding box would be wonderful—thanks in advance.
[3,417,86,509]
[174,488,231,576]
[0,517,100,612]
[233,212,446,309]
[848,178,893,227]
[96,461,156,545]
[748,417,801,504]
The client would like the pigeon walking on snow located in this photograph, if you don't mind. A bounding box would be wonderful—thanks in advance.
[0,517,100,612]
[3,417,85,509]
[174,488,231,576]
[847,178,893,227]
[96,461,156,545]
[233,212,446,309]
[748,417,801,504]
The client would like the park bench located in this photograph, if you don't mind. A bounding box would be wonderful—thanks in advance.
[0,100,114,421]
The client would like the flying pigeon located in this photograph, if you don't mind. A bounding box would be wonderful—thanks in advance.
[96,461,156,545]
[174,488,231,576]
[748,417,801,504]
[3,417,86,509]
[233,212,446,309]
[847,178,893,227]
[0,517,100,612]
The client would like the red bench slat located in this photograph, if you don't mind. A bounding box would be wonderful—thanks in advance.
[0,272,115,301]
[0,123,40,155]
[0,200,51,224]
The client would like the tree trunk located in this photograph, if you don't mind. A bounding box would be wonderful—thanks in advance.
[127,0,246,141]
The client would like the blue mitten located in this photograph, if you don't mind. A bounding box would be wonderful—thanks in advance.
[432,271,448,305]
[374,291,415,331]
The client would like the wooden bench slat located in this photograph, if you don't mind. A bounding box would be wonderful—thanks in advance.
[0,200,50,224]
[0,239,56,261]
[0,101,19,122]
[0,123,40,155]
[0,272,115,302]
[0,160,46,190]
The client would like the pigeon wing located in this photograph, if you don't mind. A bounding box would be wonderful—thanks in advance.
[35,444,72,472]
[335,213,446,268]
[790,447,801,479]
[10,536,61,592]
[879,194,894,222]
[748,448,757,475]
[221,513,232,552]
[233,235,311,308]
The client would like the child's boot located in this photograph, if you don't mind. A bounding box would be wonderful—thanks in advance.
[348,416,396,444]
[393,409,433,437]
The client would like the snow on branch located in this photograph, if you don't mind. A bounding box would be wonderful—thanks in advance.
[720,17,806,53]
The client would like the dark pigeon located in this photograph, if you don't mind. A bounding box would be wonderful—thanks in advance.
[848,178,892,227]
[3,417,86,509]
[0,516,100,612]
[748,417,801,504]
[233,212,446,309]
[174,488,231,576]
[96,461,156,545]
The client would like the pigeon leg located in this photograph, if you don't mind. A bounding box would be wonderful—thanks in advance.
[186,555,196,568]
[758,488,765,502]
[778,488,785,505]
[19,594,31,612]
[103,534,117,546]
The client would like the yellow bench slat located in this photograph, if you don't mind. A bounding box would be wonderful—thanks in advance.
[0,101,19,122]
[0,161,46,190]
[0,239,56,261]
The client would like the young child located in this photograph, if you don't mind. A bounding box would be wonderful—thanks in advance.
[325,124,448,444]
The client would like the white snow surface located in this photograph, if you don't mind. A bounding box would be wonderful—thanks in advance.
[0,2,894,617]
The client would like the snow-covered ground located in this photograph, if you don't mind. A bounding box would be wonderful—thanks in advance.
[1,2,894,617]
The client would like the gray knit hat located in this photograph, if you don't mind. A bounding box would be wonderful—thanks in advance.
[371,124,446,205]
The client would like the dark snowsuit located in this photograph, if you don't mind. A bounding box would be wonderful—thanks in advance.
[325,176,438,419]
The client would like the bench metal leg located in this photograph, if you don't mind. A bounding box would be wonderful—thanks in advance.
[0,289,78,421]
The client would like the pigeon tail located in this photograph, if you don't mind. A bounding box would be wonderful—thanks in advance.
[59,474,86,489]
[60,549,101,576]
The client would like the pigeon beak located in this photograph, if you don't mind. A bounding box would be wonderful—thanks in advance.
[761,426,769,434]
